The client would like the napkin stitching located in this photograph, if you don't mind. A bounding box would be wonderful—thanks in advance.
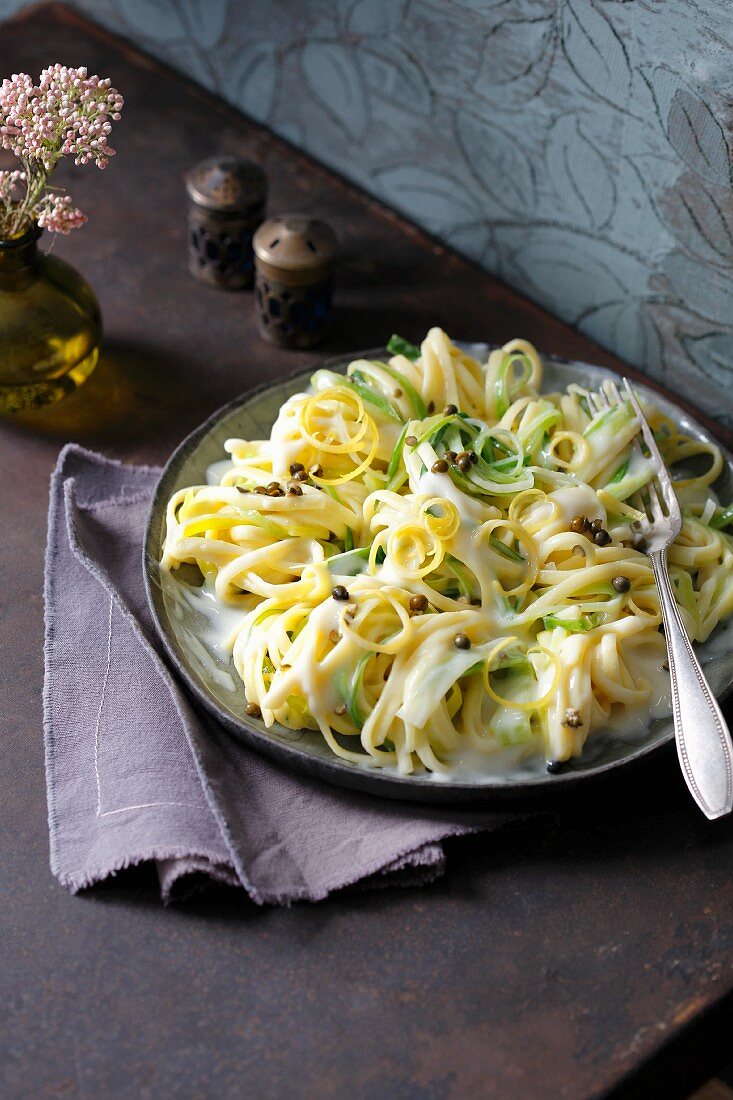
[60,470,261,901]
[93,593,201,819]
[84,489,155,513]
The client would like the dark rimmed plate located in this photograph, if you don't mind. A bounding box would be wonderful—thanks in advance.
[143,345,733,804]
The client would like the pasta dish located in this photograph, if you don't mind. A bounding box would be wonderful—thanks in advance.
[160,329,733,776]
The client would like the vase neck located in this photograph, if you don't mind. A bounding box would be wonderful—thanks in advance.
[0,226,41,290]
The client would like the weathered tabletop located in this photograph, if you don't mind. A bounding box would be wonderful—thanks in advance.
[2,6,732,1098]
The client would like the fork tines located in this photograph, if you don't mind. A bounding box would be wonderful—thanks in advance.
[622,378,681,525]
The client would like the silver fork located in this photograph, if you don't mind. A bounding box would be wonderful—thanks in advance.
[587,378,733,819]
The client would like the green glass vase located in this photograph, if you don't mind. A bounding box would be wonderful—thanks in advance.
[0,226,102,413]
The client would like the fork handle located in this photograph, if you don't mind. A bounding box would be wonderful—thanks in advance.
[650,549,733,819]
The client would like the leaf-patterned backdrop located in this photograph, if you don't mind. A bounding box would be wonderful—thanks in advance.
[2,0,731,423]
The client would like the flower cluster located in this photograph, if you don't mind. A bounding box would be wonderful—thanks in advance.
[0,64,122,236]
[1,65,123,170]
[0,168,25,201]
[36,193,87,234]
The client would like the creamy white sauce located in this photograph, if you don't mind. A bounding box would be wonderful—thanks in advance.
[206,457,234,485]
[415,467,489,526]
[550,484,605,526]
[161,570,245,692]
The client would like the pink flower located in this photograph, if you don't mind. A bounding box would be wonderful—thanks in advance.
[36,193,87,234]
[0,64,122,235]
[0,168,26,199]
[0,65,123,171]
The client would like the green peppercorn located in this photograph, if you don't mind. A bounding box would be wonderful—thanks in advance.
[332,585,350,601]
[286,482,303,496]
[431,459,449,473]
[405,435,418,447]
[443,403,458,415]
[612,575,631,594]
[454,633,471,650]
[290,462,305,475]
[593,529,611,546]
[569,515,588,534]
[245,702,262,719]
[409,594,429,614]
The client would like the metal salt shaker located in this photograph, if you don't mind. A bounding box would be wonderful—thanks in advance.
[253,215,338,349]
[185,156,267,290]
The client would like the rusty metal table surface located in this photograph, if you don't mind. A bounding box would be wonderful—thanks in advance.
[2,6,733,1099]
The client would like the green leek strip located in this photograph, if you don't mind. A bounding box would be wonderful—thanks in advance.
[463,653,532,678]
[518,406,562,456]
[183,511,293,540]
[372,361,427,418]
[711,503,733,529]
[326,546,370,576]
[584,403,632,437]
[254,608,280,630]
[473,453,524,485]
[489,534,524,563]
[310,365,401,421]
[347,650,373,728]
[344,526,354,552]
[386,468,409,494]
[609,457,630,484]
[241,509,325,541]
[543,613,594,633]
[495,352,532,419]
[387,334,420,361]
[416,413,459,447]
[489,706,534,746]
[671,569,699,626]
[348,372,403,422]
[387,422,410,483]
[444,555,478,599]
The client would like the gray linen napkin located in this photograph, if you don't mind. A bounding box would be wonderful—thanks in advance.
[44,444,516,904]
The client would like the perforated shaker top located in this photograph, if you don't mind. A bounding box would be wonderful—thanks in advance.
[253,215,338,272]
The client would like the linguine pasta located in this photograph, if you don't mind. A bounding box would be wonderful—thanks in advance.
[160,329,733,775]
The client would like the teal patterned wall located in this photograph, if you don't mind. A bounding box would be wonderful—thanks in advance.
[2,0,732,423]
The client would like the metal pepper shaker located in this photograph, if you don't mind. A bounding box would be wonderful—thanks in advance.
[253,215,338,349]
[185,156,267,290]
